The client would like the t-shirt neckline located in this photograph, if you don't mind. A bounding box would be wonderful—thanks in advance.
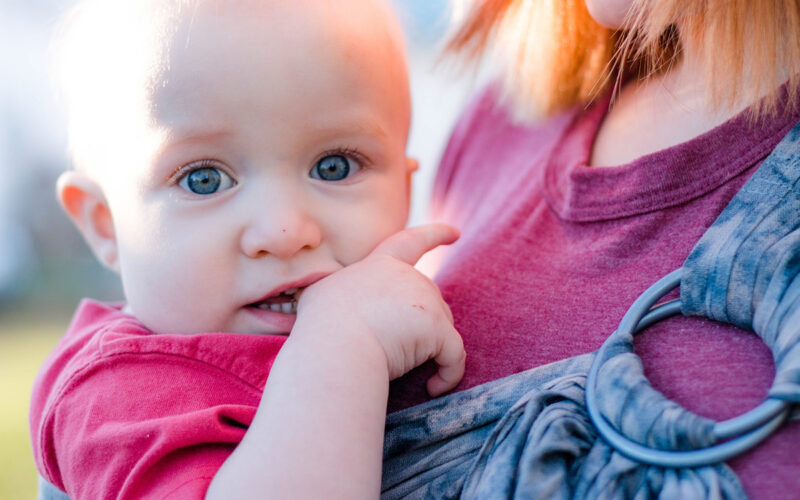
[541,92,798,222]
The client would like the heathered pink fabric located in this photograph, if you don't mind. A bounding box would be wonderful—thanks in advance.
[388,85,800,499]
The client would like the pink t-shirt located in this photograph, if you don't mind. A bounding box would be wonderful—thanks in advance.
[29,300,286,499]
[389,86,800,498]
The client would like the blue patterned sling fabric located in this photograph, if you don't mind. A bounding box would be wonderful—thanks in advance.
[681,123,800,403]
[381,121,800,499]
[39,124,800,499]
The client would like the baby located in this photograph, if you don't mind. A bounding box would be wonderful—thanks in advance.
[30,0,465,498]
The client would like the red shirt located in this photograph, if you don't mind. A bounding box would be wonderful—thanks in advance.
[389,86,800,499]
[29,300,286,499]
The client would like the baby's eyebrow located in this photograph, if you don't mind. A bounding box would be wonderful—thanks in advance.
[160,129,233,152]
[304,118,389,142]
[149,128,233,177]
[346,122,388,139]
[153,128,232,161]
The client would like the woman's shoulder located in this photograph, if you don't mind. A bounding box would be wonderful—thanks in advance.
[432,83,580,223]
[441,84,578,172]
[440,84,558,168]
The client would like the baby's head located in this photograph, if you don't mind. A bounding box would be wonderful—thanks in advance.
[55,0,415,335]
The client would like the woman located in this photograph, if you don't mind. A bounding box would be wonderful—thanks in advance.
[389,0,800,497]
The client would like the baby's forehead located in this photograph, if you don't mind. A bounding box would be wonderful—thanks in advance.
[62,0,405,109]
[164,0,404,63]
[159,0,402,49]
[57,0,407,176]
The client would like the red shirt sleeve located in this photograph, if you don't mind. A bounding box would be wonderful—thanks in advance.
[31,301,284,500]
[45,353,260,499]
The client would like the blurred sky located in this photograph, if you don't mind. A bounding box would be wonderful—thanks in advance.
[0,0,486,318]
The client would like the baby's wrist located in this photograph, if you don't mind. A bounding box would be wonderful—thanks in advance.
[289,314,392,378]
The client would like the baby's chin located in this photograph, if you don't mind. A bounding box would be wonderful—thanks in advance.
[121,302,295,336]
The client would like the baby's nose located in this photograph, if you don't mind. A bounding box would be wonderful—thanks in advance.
[239,207,322,260]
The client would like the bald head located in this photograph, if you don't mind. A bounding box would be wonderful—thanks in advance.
[53,0,410,185]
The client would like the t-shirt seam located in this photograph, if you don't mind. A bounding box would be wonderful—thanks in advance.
[558,170,751,222]
[159,474,215,499]
[563,138,772,213]
[541,93,799,222]
[98,335,275,386]
[547,147,769,222]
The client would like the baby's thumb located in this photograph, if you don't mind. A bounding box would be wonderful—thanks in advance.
[371,224,459,266]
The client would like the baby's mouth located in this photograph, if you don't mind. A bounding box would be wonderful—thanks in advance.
[248,287,303,314]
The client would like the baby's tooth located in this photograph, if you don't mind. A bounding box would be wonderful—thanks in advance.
[258,303,270,311]
[280,302,292,314]
[291,301,297,314]
[268,303,281,313]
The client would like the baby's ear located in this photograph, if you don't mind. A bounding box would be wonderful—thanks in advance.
[405,157,418,204]
[56,171,120,273]
[406,157,419,175]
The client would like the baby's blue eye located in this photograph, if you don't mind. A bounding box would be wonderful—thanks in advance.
[178,165,235,195]
[311,155,357,181]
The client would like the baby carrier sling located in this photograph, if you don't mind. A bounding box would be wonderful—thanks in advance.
[38,122,800,499]
[380,121,800,499]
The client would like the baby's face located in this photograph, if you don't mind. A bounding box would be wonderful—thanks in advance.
[99,0,413,334]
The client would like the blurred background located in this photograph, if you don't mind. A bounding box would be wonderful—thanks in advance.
[0,0,485,496]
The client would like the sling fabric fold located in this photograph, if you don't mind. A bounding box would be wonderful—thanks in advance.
[682,122,800,403]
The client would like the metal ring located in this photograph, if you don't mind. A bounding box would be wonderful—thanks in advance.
[585,268,792,468]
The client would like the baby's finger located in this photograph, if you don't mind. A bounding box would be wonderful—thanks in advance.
[426,328,466,397]
[443,301,454,324]
[372,224,459,265]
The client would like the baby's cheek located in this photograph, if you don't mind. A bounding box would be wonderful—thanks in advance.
[117,251,206,334]
[342,215,406,264]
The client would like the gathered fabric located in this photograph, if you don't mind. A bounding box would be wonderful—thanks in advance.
[681,123,800,403]
[383,354,746,499]
[381,122,800,499]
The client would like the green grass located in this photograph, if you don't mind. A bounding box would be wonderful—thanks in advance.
[0,319,65,499]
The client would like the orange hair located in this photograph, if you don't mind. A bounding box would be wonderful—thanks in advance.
[446,0,800,120]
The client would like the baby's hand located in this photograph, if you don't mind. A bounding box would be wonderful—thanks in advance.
[296,224,465,396]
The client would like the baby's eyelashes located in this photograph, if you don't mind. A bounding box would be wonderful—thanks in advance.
[309,150,365,182]
[170,149,366,196]
[177,161,237,195]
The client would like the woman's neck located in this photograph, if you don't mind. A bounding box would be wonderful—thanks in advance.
[588,38,779,167]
